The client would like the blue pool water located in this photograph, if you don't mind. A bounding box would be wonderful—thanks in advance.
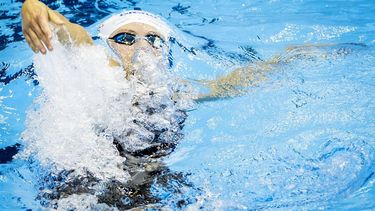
[1,0,375,210]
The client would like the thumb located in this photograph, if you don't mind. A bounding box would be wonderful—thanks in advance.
[47,9,65,25]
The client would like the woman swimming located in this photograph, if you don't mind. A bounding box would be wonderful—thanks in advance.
[21,2,209,208]
[21,0,256,157]
[19,1,369,209]
[21,0,278,100]
[21,0,358,157]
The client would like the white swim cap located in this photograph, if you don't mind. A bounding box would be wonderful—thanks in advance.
[98,10,172,40]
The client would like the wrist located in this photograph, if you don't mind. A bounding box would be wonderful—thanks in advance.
[47,8,70,24]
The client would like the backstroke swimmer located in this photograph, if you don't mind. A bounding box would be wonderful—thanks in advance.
[21,0,277,156]
[20,0,307,101]
[18,0,361,163]
[21,0,348,102]
[23,0,358,104]
[14,0,366,208]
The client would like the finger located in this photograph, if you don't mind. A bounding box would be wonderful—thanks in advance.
[24,32,38,53]
[37,14,53,50]
[28,29,47,54]
[30,21,50,51]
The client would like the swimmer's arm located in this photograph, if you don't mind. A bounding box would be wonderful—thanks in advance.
[53,15,120,67]
[193,61,274,102]
[50,11,94,46]
[22,0,120,67]
[21,0,93,54]
[49,17,120,67]
[194,43,355,102]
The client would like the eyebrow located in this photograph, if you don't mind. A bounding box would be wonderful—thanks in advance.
[121,29,136,34]
[112,29,137,35]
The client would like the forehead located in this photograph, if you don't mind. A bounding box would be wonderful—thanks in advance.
[110,22,163,37]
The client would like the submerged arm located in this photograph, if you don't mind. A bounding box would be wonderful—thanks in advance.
[194,59,277,102]
[195,43,355,102]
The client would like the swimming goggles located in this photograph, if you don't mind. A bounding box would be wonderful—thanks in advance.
[109,32,166,49]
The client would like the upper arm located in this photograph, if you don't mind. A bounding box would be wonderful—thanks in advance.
[66,23,94,45]
[47,8,93,46]
[52,16,120,69]
[54,22,93,46]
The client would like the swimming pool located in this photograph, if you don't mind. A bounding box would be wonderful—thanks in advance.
[1,0,375,210]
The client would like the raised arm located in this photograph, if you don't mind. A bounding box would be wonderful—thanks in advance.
[21,0,93,54]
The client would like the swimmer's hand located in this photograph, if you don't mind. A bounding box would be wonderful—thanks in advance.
[21,0,66,54]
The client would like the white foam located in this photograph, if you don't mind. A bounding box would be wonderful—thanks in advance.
[20,37,130,182]
[18,28,194,208]
[54,194,118,211]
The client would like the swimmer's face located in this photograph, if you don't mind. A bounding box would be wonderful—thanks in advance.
[108,22,168,74]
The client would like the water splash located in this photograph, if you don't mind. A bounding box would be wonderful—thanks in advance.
[18,31,194,209]
[20,39,129,182]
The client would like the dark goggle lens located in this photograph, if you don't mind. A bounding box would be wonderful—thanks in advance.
[111,32,136,45]
[145,34,165,49]
[110,33,166,49]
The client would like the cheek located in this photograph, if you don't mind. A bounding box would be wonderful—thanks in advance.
[151,48,160,57]
[152,47,170,65]
[114,46,134,63]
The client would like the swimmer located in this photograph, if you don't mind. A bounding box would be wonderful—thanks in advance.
[20,1,365,208]
[21,0,346,101]
[21,0,277,101]
[21,0,358,154]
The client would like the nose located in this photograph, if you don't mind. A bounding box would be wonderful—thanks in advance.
[131,40,155,65]
[133,38,150,49]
